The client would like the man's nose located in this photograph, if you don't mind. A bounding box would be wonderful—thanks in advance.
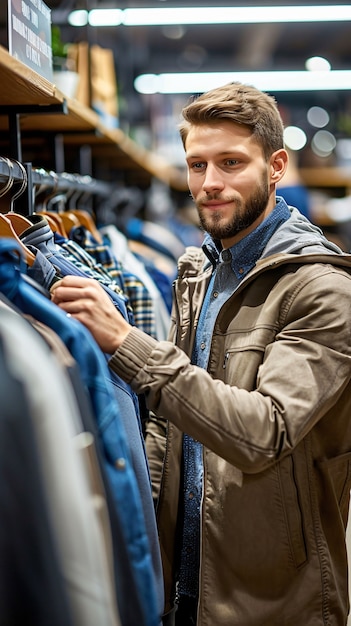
[202,163,225,193]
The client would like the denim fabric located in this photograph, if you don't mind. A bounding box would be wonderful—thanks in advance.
[21,217,131,320]
[125,217,184,263]
[0,239,160,626]
[22,220,164,619]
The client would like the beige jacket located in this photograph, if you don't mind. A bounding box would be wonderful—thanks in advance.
[110,228,351,625]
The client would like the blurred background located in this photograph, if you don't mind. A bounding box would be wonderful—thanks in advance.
[2,0,351,248]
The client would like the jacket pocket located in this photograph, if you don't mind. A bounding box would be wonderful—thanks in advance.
[278,454,307,568]
[219,326,276,388]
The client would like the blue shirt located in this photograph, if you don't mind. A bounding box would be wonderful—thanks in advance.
[178,198,291,599]
[0,238,161,626]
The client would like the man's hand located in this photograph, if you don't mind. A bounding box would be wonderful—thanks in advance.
[50,275,132,354]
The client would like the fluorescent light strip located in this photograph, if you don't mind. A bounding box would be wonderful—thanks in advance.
[123,5,351,25]
[89,8,122,26]
[68,5,351,27]
[134,71,351,94]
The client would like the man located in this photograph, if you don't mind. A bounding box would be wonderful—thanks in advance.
[51,82,351,626]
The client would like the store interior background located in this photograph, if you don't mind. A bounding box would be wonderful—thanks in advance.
[2,0,351,245]
[1,2,351,619]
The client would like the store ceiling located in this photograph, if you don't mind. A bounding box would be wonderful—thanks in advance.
[48,1,351,75]
[1,0,351,145]
[46,1,351,124]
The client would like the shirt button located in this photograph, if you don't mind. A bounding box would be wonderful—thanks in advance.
[200,342,206,350]
[238,267,244,274]
[189,492,194,499]
[115,457,126,470]
[213,291,219,298]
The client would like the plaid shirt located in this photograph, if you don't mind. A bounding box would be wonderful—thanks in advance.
[58,226,157,339]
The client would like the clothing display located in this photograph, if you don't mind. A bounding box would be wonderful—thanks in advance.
[3,31,351,626]
[0,160,193,626]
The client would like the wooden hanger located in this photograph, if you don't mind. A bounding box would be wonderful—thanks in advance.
[41,190,80,236]
[70,208,103,243]
[5,213,33,236]
[36,211,68,237]
[0,214,35,266]
[59,210,80,234]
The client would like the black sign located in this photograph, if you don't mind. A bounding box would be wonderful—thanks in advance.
[8,0,53,82]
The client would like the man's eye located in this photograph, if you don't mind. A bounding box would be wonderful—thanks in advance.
[191,162,205,170]
[226,159,239,166]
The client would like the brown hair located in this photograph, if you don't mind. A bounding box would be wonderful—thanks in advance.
[179,82,284,160]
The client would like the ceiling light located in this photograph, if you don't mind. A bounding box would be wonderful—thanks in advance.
[284,126,307,151]
[311,130,337,157]
[89,8,123,26]
[307,106,330,128]
[68,10,88,26]
[134,70,351,95]
[305,56,331,71]
[68,5,351,27]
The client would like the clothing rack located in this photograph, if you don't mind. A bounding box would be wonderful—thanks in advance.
[0,156,115,215]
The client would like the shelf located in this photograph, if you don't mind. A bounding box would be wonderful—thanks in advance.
[300,167,351,190]
[0,45,186,190]
[0,46,58,106]
[2,45,351,197]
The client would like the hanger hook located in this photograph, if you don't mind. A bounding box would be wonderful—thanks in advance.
[8,159,28,212]
[0,157,14,199]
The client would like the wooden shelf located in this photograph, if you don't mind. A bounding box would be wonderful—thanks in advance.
[3,46,351,196]
[0,45,187,190]
[300,167,351,191]
[0,47,57,105]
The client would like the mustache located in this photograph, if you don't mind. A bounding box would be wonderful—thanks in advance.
[196,194,237,206]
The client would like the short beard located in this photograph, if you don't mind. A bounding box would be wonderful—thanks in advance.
[197,173,270,242]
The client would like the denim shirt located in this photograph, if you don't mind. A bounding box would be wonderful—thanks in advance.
[178,197,291,600]
[0,239,161,626]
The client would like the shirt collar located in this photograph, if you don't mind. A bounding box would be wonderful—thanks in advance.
[202,196,291,279]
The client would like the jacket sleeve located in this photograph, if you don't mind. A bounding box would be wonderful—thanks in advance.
[108,267,351,474]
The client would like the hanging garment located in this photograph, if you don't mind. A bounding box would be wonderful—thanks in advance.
[19,216,165,621]
[0,239,161,626]
[25,312,148,626]
[67,223,158,339]
[100,224,171,340]
[0,302,122,626]
[0,329,74,626]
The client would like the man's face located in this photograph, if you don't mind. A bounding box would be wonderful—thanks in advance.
[185,121,275,248]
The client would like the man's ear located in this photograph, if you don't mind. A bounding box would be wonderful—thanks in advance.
[270,149,289,184]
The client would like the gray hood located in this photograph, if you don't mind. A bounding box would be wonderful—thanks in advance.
[262,205,344,258]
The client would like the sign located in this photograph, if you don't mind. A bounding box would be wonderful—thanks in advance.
[8,0,53,82]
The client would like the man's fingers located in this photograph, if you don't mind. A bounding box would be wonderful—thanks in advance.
[51,279,98,306]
